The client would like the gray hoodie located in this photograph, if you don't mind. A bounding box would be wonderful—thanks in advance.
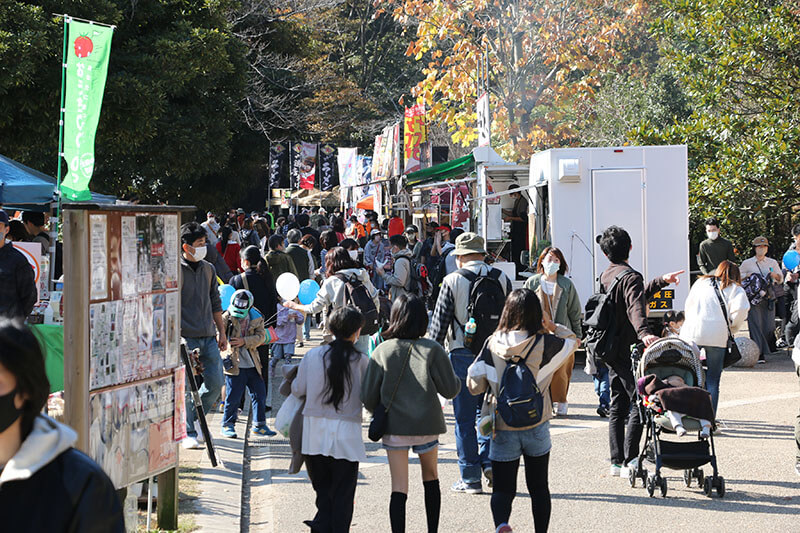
[0,415,77,487]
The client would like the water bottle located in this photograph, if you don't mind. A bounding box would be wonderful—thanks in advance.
[464,318,477,348]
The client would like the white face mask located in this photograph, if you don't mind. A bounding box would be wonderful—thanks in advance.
[543,261,560,276]
[707,231,719,241]
[192,245,207,262]
[348,250,359,261]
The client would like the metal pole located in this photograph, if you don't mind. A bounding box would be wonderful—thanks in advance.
[52,15,69,289]
[146,476,153,531]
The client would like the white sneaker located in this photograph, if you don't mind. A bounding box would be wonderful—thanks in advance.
[556,402,568,416]
[194,421,206,443]
[181,436,203,450]
[620,458,638,478]
[609,464,622,477]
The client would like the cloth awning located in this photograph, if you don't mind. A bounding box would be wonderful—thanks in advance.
[356,195,374,210]
[405,153,475,187]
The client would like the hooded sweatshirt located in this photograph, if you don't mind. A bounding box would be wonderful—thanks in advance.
[467,325,578,431]
[0,415,124,532]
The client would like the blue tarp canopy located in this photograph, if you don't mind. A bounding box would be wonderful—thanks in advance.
[0,154,115,210]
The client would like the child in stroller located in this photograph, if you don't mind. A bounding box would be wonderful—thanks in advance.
[628,337,726,498]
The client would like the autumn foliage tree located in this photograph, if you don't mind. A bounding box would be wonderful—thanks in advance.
[392,0,648,160]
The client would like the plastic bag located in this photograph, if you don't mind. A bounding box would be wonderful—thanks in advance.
[275,394,303,438]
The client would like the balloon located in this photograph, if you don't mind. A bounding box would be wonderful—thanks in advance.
[276,272,300,302]
[298,279,321,305]
[218,284,235,310]
[783,250,800,271]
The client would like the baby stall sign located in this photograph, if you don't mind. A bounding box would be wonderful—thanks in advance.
[60,19,114,202]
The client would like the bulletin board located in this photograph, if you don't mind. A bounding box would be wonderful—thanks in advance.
[63,205,194,489]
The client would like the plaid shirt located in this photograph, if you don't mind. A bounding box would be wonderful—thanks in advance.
[426,261,512,352]
[0,243,37,319]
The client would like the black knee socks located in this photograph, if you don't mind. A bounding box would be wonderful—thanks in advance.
[390,492,407,533]
[423,479,441,533]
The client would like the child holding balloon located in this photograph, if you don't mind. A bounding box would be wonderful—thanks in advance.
[271,302,305,377]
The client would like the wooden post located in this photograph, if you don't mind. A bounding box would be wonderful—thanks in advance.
[157,467,179,529]
[63,208,90,452]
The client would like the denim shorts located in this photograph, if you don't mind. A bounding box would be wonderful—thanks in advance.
[489,421,551,462]
[382,436,439,455]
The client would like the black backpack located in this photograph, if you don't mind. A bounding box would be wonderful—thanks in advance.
[429,247,454,299]
[583,269,634,365]
[395,255,429,298]
[457,268,507,355]
[335,273,381,335]
[496,335,544,428]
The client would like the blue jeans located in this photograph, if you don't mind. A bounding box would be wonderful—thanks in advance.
[270,342,296,368]
[700,345,726,414]
[450,348,490,483]
[303,314,312,339]
[593,364,610,409]
[184,336,224,438]
[223,368,268,428]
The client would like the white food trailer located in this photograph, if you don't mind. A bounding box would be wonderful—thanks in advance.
[528,145,690,315]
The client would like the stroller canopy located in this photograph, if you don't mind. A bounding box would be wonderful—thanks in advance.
[637,338,704,388]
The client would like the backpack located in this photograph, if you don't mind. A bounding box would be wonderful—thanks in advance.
[496,335,544,428]
[457,268,507,355]
[395,255,430,298]
[335,273,381,335]
[582,269,635,365]
[742,273,769,306]
[429,247,454,302]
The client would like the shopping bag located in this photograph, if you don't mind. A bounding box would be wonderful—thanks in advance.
[275,394,303,438]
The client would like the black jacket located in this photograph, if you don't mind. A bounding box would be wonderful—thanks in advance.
[0,448,124,532]
[600,262,668,362]
[231,268,279,326]
[0,243,38,319]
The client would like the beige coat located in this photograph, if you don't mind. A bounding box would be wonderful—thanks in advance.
[221,310,266,376]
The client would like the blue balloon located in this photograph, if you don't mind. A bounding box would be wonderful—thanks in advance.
[783,250,800,271]
[298,279,321,305]
[219,284,235,310]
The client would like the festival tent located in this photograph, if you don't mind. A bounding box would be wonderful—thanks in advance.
[0,154,115,210]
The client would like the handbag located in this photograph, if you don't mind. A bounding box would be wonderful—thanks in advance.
[711,278,742,368]
[368,342,413,442]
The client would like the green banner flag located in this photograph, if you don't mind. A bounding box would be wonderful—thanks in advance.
[61,20,113,201]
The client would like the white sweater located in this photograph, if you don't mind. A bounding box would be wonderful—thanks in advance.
[680,278,750,348]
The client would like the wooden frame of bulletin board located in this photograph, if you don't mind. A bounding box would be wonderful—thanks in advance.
[63,204,194,529]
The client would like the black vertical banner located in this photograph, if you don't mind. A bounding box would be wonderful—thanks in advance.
[319,143,338,191]
[269,143,289,189]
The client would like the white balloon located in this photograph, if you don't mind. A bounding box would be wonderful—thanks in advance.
[276,272,300,302]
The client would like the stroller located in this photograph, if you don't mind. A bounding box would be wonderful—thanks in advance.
[627,338,725,498]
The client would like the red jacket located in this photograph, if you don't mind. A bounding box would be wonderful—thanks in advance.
[216,241,241,274]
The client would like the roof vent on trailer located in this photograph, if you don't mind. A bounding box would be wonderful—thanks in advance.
[558,158,580,183]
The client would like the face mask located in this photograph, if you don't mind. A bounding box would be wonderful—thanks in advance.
[543,261,560,276]
[0,388,21,433]
[192,245,207,262]
[707,231,719,241]
[348,250,359,261]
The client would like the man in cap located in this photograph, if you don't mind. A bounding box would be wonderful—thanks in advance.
[0,210,38,319]
[427,232,512,494]
[741,235,783,361]
[202,212,220,246]
[405,224,422,261]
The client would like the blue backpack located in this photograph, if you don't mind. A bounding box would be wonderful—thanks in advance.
[496,336,545,428]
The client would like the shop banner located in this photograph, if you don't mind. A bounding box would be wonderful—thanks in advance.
[319,143,338,191]
[291,142,317,190]
[380,125,394,180]
[268,143,289,189]
[404,104,426,174]
[358,156,372,186]
[338,147,358,188]
[61,20,114,201]
[371,134,384,181]
[451,184,471,231]
[392,123,401,177]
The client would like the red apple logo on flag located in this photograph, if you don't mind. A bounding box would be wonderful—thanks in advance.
[74,35,93,58]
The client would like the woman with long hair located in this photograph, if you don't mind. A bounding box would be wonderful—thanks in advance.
[318,230,340,278]
[361,295,460,533]
[283,247,379,353]
[681,260,750,413]
[216,226,242,274]
[467,289,578,533]
[331,216,346,242]
[291,306,368,533]
[524,246,582,416]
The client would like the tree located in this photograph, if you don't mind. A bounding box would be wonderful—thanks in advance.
[632,0,800,252]
[392,0,648,160]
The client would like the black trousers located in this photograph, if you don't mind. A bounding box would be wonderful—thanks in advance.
[304,454,358,533]
[608,360,643,465]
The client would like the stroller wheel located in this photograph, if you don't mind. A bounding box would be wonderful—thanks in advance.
[659,477,668,498]
[683,469,692,487]
[703,477,713,497]
[715,476,726,498]
[646,475,656,497]
[695,468,704,487]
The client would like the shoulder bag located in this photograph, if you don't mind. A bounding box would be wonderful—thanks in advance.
[368,341,413,442]
[711,278,742,368]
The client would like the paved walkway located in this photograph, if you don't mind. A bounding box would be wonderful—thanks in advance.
[188,330,800,532]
